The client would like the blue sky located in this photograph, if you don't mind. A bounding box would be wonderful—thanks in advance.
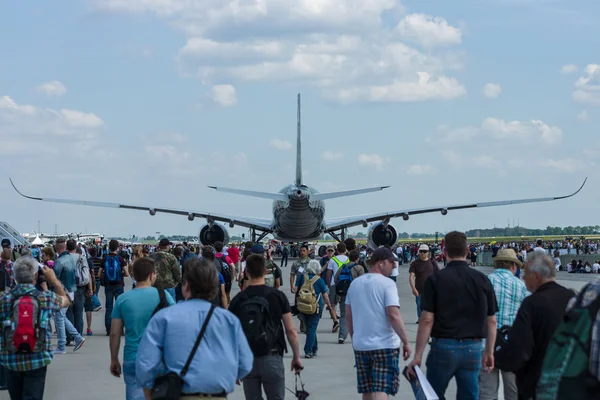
[1,0,598,239]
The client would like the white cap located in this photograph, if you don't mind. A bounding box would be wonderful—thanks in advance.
[418,244,430,252]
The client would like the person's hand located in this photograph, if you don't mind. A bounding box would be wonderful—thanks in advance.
[482,352,494,373]
[110,360,122,378]
[402,343,412,361]
[41,266,57,282]
[406,357,421,379]
[291,357,303,374]
[87,290,93,297]
[291,287,296,294]
[412,288,419,297]
[236,379,241,386]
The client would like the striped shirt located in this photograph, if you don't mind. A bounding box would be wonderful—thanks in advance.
[487,269,528,328]
[0,285,62,371]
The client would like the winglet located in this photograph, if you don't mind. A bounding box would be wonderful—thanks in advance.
[9,178,42,201]
[295,93,302,187]
[555,177,587,200]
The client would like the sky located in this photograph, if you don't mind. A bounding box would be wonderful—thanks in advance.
[1,0,599,240]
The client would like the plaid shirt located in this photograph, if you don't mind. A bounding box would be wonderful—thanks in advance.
[487,269,528,328]
[0,284,62,371]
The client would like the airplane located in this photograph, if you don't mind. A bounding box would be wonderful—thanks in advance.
[10,94,587,249]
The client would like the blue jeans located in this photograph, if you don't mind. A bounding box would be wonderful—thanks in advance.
[123,360,145,400]
[104,285,124,334]
[415,295,422,320]
[303,313,321,355]
[426,338,482,400]
[54,307,83,351]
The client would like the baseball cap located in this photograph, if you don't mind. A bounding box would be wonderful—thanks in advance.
[326,245,335,251]
[369,247,396,264]
[250,243,264,254]
[419,244,430,252]
[158,238,170,247]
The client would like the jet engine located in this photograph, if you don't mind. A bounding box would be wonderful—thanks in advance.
[199,222,230,246]
[367,222,398,249]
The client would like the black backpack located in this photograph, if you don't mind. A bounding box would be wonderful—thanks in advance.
[152,288,170,316]
[215,255,232,292]
[237,292,280,357]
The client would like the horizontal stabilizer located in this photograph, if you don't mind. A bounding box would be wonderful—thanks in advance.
[312,186,390,201]
[208,186,288,201]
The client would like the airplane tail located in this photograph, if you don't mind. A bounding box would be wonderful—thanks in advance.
[296,93,302,187]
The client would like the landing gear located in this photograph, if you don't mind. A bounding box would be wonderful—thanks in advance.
[250,228,270,243]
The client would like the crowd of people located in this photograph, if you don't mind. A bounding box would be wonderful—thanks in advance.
[0,232,599,400]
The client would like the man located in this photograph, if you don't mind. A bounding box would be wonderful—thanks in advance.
[280,243,289,268]
[214,241,236,303]
[229,254,303,399]
[137,258,253,398]
[407,231,498,400]
[0,256,71,400]
[1,239,19,262]
[346,247,412,400]
[110,257,175,400]
[408,244,439,323]
[319,245,334,280]
[533,239,546,255]
[480,249,528,400]
[335,250,365,344]
[228,242,240,272]
[326,242,348,333]
[99,239,129,336]
[495,252,575,400]
[290,245,311,293]
[67,239,93,335]
[201,246,228,308]
[53,238,86,353]
[149,238,181,300]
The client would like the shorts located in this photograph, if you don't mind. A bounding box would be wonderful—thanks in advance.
[84,295,93,312]
[354,348,400,395]
[328,286,338,306]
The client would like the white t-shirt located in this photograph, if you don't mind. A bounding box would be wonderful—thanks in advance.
[327,255,348,286]
[345,273,401,351]
[533,247,546,255]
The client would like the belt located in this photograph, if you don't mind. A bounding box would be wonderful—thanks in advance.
[431,337,482,342]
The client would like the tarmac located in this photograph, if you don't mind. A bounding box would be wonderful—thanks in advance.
[3,259,598,400]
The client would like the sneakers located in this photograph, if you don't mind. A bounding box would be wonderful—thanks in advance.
[338,338,345,344]
[305,353,313,359]
[53,349,66,355]
[87,329,93,336]
[332,321,340,333]
[93,306,103,312]
[73,338,86,352]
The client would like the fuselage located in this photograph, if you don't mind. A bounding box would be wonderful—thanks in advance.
[271,184,325,241]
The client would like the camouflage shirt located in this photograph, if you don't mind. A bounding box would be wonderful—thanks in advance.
[290,258,310,277]
[149,250,181,289]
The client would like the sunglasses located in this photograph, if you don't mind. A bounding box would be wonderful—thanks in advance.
[419,250,428,253]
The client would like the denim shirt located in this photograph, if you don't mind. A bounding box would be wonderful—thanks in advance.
[54,251,77,293]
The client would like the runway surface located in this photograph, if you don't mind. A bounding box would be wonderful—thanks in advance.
[7,260,597,400]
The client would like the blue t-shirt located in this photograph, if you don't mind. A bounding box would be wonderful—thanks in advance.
[218,272,224,285]
[295,273,328,311]
[111,287,175,361]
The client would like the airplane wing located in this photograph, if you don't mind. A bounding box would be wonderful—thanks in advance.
[10,179,273,232]
[324,178,587,232]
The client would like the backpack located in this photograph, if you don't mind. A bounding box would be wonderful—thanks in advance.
[336,262,355,297]
[358,253,368,272]
[75,255,91,287]
[237,292,280,356]
[537,284,600,400]
[0,261,9,292]
[104,255,123,284]
[264,261,276,288]
[296,274,321,315]
[216,255,232,292]
[3,291,46,353]
[152,288,169,316]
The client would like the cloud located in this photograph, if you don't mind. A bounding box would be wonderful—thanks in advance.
[572,64,600,106]
[539,158,583,173]
[577,110,588,122]
[322,151,342,161]
[358,153,384,169]
[59,109,103,127]
[94,0,467,104]
[560,64,578,74]
[407,164,434,174]
[35,80,67,96]
[269,139,292,150]
[396,14,462,48]
[483,83,501,99]
[211,84,237,106]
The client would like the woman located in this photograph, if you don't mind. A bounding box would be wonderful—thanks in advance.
[295,259,336,358]
[129,246,144,289]
[0,248,15,291]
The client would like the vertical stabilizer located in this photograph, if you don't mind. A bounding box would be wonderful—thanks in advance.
[295,93,302,187]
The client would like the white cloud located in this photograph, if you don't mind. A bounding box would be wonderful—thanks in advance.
[577,110,588,122]
[94,0,466,104]
[397,14,462,48]
[483,83,501,99]
[407,164,434,174]
[322,151,342,161]
[211,84,237,106]
[540,158,583,173]
[560,64,578,74]
[269,139,292,151]
[358,153,384,169]
[59,109,103,128]
[35,80,67,96]
[572,64,600,105]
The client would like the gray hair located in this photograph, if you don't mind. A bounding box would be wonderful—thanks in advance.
[305,260,321,275]
[526,252,556,279]
[20,248,32,257]
[13,256,39,284]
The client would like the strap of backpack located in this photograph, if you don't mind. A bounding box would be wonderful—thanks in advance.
[157,287,167,307]
[181,304,215,378]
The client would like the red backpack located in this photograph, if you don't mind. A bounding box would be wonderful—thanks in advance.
[3,292,45,353]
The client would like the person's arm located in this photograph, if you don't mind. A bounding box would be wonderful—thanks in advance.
[407,310,434,376]
[42,266,70,308]
[386,306,411,360]
[110,318,124,377]
[409,272,418,297]
[282,313,303,372]
[236,321,254,380]
[346,304,353,336]
[136,314,166,390]
[483,315,497,372]
[221,284,228,308]
[274,268,281,289]
[326,261,333,287]
[228,262,236,281]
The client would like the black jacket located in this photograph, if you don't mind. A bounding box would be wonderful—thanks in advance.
[496,281,575,399]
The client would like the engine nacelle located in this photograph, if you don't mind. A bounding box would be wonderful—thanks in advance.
[441,208,448,216]
[149,208,156,216]
[188,213,195,221]
[367,222,398,249]
[402,214,409,221]
[199,222,229,246]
